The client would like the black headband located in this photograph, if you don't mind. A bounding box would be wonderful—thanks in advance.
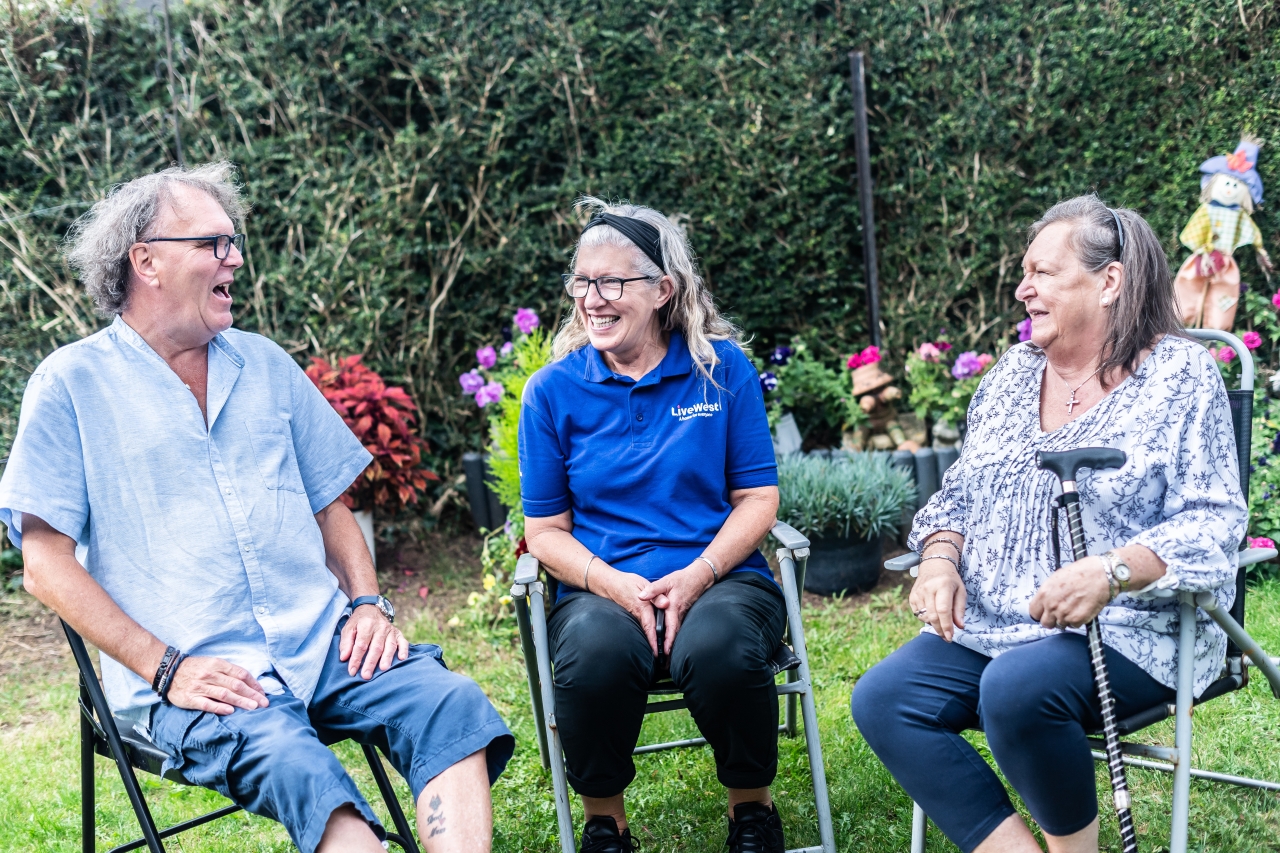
[582,212,667,273]
[1109,208,1125,250]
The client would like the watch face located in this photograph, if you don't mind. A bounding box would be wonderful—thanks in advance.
[380,597,396,620]
[1113,562,1132,582]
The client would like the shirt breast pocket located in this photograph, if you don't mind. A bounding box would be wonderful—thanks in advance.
[246,418,307,494]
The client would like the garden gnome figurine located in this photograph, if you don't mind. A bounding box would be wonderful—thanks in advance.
[848,358,919,453]
[1174,136,1273,330]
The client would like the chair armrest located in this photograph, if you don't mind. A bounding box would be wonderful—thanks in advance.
[770,521,809,551]
[514,553,542,585]
[885,552,920,573]
[1239,547,1278,567]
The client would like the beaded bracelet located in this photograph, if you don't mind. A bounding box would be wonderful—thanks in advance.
[926,536,963,556]
[920,553,961,573]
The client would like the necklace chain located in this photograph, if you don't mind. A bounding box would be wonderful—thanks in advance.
[1061,365,1103,414]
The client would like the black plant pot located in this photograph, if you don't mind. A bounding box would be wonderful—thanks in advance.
[801,532,882,596]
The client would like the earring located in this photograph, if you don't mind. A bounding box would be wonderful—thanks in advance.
[1101,298,1110,306]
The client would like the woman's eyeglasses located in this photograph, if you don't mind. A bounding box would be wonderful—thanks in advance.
[143,233,246,260]
[562,274,650,301]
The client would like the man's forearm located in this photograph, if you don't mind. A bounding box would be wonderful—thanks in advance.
[315,500,379,600]
[22,514,167,682]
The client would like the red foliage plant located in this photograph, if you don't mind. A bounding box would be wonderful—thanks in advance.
[305,355,439,512]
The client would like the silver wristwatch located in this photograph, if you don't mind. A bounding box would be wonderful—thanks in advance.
[1100,551,1132,600]
[351,594,395,623]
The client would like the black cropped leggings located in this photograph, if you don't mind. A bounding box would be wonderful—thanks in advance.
[547,571,787,798]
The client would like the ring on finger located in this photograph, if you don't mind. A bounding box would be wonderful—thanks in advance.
[913,608,928,619]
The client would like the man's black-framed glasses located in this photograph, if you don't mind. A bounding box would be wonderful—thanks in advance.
[144,233,246,260]
[562,274,649,301]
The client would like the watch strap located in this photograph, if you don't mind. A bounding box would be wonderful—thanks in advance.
[351,595,382,610]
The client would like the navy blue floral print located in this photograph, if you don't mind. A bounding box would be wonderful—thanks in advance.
[909,335,1247,696]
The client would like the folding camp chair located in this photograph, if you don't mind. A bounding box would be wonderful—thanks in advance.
[511,520,836,853]
[883,328,1280,853]
[63,621,422,853]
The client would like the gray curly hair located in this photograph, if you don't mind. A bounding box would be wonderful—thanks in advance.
[554,196,744,385]
[64,161,248,316]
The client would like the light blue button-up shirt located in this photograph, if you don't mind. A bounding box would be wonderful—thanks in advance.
[0,317,371,720]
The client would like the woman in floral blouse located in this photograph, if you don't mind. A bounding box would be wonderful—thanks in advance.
[851,195,1247,853]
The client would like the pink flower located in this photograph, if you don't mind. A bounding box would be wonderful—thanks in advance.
[936,341,952,352]
[916,342,941,363]
[476,345,497,369]
[459,370,485,396]
[1243,331,1262,350]
[1248,536,1276,551]
[514,307,540,334]
[1217,346,1236,364]
[1017,317,1033,342]
[475,381,504,407]
[1272,292,1280,309]
[860,345,881,364]
[500,341,514,356]
[847,353,864,370]
[976,353,994,369]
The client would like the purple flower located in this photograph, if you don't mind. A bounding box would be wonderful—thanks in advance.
[1243,331,1262,350]
[951,351,983,380]
[475,381,505,407]
[500,341,514,356]
[1017,317,1033,342]
[760,371,778,392]
[514,307,540,334]
[459,370,485,395]
[476,345,497,369]
[768,346,793,366]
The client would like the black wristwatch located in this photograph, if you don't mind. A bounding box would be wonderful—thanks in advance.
[351,595,395,623]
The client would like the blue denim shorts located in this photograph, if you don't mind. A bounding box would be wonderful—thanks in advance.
[148,626,514,853]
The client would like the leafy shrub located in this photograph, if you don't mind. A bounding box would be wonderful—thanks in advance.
[777,453,915,541]
[305,356,438,511]
[759,339,864,446]
[5,0,1280,507]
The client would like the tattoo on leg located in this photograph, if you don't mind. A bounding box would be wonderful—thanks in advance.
[426,794,447,838]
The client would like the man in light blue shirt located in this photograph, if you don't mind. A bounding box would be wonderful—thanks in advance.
[0,162,512,853]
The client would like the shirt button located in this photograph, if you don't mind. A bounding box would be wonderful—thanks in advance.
[636,413,644,421]
[224,488,232,495]
[256,606,268,615]
[243,544,253,552]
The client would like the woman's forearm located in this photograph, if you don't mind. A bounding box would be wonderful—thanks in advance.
[699,486,779,581]
[524,512,622,593]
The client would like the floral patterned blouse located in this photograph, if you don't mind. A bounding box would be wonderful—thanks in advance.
[909,335,1248,696]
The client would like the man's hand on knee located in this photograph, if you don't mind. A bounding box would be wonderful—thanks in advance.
[340,606,409,679]
[167,657,270,715]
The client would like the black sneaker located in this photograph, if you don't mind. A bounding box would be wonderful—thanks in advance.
[580,815,639,853]
[725,802,785,853]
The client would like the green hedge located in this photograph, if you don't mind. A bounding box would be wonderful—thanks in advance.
[3,0,1280,502]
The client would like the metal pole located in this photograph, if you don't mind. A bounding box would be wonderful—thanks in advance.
[162,0,184,167]
[847,51,881,348]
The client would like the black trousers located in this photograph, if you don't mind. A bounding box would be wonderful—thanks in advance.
[547,571,787,797]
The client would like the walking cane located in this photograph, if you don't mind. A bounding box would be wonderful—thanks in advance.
[1037,447,1139,853]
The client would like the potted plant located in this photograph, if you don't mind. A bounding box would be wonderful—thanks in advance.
[306,355,438,564]
[776,453,916,595]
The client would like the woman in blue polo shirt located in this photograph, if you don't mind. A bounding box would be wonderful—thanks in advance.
[520,198,785,853]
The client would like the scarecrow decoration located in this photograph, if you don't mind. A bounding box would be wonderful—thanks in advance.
[1175,137,1272,330]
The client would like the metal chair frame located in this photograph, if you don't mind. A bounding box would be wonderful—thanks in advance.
[883,329,1280,853]
[63,621,422,853]
[511,521,836,853]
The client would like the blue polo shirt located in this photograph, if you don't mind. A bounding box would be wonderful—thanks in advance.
[519,332,777,599]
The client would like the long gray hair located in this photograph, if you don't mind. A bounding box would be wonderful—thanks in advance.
[64,161,248,316]
[553,196,744,384]
[1026,195,1183,388]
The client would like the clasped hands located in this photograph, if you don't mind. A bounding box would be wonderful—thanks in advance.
[911,554,1112,642]
[165,604,406,716]
[594,562,715,657]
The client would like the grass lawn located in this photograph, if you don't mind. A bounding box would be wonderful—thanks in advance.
[0,532,1278,852]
